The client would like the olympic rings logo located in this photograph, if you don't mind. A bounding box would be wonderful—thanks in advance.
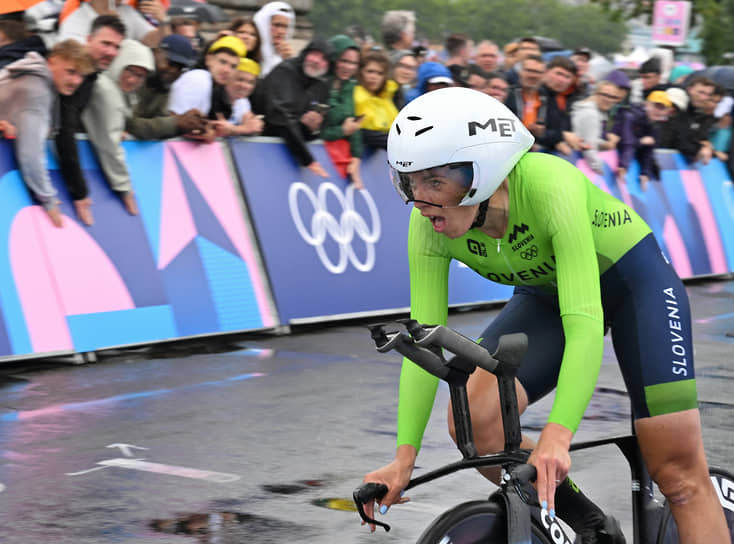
[520,245,538,260]
[288,182,381,274]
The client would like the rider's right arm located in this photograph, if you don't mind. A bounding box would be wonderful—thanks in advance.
[396,209,452,453]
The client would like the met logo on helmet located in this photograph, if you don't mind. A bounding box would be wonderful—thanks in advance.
[467,117,518,137]
[395,160,413,168]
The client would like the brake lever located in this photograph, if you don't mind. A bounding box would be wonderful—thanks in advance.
[507,463,540,507]
[353,482,391,532]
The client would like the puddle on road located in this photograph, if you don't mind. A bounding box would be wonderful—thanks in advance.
[149,510,315,543]
[261,479,325,495]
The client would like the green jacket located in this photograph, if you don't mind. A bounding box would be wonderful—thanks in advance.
[322,34,363,158]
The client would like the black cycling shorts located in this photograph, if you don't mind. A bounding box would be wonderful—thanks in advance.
[477,233,698,420]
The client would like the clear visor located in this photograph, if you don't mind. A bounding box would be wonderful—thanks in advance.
[389,162,476,208]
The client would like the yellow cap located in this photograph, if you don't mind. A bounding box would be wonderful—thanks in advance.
[237,57,260,76]
[208,36,247,58]
[647,90,672,108]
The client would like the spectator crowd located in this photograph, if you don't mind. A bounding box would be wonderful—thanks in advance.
[0,2,731,227]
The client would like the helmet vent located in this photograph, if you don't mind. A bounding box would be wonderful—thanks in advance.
[395,124,401,135]
[414,126,434,137]
[407,116,422,121]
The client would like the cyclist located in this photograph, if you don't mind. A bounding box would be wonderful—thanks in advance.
[361,87,730,544]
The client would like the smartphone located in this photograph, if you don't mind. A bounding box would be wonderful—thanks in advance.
[309,102,330,115]
[354,114,365,121]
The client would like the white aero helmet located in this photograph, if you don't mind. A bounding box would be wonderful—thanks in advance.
[387,87,534,207]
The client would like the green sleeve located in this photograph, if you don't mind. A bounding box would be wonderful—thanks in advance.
[396,208,451,451]
[349,125,364,158]
[320,120,345,142]
[524,158,605,432]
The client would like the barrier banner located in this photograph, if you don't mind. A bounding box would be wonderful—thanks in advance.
[0,139,275,358]
[575,151,734,276]
[230,141,515,322]
[230,141,410,322]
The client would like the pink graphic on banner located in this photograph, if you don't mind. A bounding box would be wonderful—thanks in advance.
[38,209,134,316]
[576,154,635,206]
[599,151,618,172]
[158,145,196,270]
[662,214,693,278]
[169,141,275,326]
[9,208,70,351]
[679,170,727,274]
[575,158,597,183]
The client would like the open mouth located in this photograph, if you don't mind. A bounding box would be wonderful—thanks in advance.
[427,215,446,232]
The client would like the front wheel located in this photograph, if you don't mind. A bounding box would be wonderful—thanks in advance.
[657,466,734,543]
[417,500,553,544]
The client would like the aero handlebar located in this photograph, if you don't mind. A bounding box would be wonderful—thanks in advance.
[368,320,527,379]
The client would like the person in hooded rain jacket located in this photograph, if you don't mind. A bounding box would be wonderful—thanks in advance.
[82,39,154,218]
[250,38,333,177]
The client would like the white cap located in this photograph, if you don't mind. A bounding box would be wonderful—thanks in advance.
[427,76,454,85]
[665,87,689,111]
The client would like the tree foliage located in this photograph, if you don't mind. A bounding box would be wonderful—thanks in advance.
[309,0,628,55]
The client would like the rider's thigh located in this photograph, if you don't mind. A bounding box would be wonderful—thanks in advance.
[447,371,529,453]
[477,287,566,405]
[448,286,564,454]
[635,409,710,500]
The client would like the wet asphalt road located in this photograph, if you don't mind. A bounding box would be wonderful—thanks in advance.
[0,278,732,544]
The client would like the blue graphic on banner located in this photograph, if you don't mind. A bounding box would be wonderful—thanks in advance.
[230,141,411,321]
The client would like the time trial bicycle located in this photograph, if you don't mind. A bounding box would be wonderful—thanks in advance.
[354,320,734,543]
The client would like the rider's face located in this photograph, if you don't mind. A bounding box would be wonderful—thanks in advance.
[409,173,478,238]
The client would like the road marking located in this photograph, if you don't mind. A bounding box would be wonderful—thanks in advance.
[67,458,241,483]
[106,443,148,457]
[0,482,5,493]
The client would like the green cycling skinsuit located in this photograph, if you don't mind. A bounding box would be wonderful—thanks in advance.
[398,152,697,452]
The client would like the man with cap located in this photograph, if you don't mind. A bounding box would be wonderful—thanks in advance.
[659,76,717,164]
[127,33,208,139]
[168,35,246,121]
[570,47,594,98]
[615,90,674,190]
[633,57,668,102]
[214,57,264,137]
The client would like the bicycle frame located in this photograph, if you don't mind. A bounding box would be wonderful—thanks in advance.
[356,320,679,543]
